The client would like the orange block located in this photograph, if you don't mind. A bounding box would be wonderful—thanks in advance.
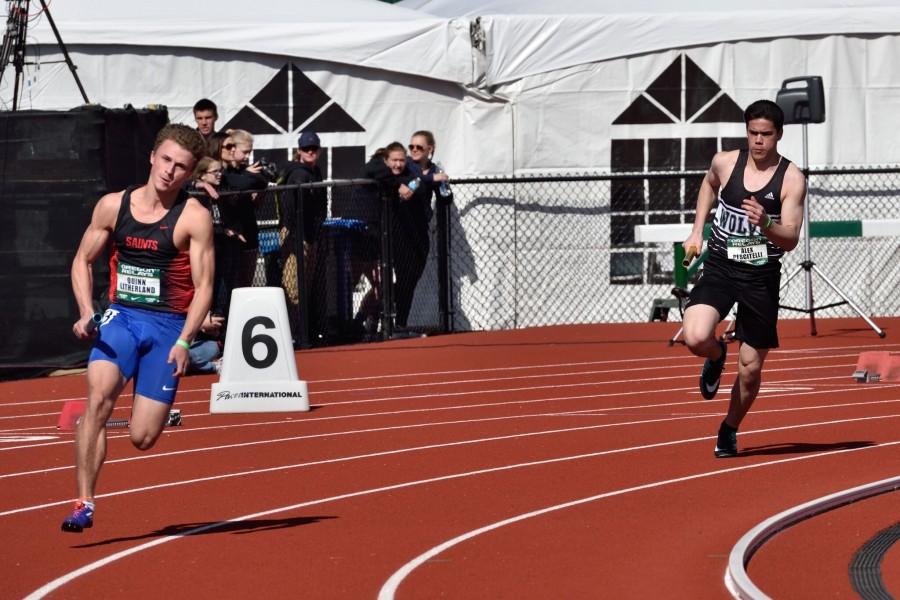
[882,355,900,382]
[57,400,86,431]
[853,351,892,382]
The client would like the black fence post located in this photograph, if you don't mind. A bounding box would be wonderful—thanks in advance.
[294,185,309,348]
[379,186,394,340]
[436,195,453,333]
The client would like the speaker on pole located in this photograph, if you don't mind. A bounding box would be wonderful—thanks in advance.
[776,76,825,124]
[774,76,884,338]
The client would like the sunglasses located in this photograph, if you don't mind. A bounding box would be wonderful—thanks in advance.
[408,144,428,152]
[300,146,320,152]
[222,143,236,150]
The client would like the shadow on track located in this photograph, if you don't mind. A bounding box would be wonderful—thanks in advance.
[72,515,337,548]
[737,440,875,457]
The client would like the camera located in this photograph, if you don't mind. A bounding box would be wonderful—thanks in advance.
[257,156,279,182]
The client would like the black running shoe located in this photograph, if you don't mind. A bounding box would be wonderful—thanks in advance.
[714,421,738,458]
[699,340,727,400]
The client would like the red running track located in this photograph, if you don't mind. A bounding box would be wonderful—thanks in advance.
[1,317,898,599]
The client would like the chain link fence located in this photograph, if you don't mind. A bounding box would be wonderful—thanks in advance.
[211,179,451,347]
[210,167,899,345]
[445,168,900,330]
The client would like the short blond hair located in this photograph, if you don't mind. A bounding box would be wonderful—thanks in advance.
[228,129,253,148]
[154,123,206,162]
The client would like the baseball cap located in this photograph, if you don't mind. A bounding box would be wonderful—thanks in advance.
[298,131,321,148]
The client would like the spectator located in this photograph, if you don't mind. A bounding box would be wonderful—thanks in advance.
[393,130,451,330]
[331,142,409,336]
[188,156,242,320]
[282,131,327,338]
[193,98,218,150]
[221,129,268,288]
[188,311,225,375]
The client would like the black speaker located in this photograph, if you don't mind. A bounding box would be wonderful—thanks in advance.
[776,76,825,124]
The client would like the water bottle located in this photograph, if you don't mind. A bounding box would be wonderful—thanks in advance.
[408,177,421,192]
[435,162,452,197]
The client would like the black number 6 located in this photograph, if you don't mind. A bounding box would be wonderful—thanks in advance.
[241,316,278,369]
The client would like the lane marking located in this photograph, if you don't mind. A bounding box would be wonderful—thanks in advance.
[2,381,898,455]
[24,436,900,600]
[0,435,58,443]
[5,412,900,518]
[376,442,900,600]
[1,341,892,410]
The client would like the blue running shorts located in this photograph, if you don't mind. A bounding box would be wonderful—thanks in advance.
[89,304,186,403]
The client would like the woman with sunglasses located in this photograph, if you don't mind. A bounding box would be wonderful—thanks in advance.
[393,130,451,330]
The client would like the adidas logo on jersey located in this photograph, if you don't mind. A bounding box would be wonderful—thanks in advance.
[764,192,775,200]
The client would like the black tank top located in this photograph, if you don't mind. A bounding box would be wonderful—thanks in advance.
[707,150,790,272]
[108,186,194,313]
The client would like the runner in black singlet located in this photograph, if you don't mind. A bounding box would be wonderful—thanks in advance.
[681,100,807,458]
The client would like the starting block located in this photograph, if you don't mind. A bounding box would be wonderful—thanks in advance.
[57,401,182,431]
[851,351,900,383]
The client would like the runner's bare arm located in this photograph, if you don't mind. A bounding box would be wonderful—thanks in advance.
[684,150,734,253]
[168,200,215,375]
[70,194,120,338]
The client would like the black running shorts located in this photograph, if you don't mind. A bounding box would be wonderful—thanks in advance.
[686,258,782,349]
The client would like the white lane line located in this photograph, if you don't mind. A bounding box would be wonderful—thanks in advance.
[0,364,863,426]
[2,341,891,409]
[375,440,900,600]
[313,353,865,395]
[7,396,899,481]
[2,379,898,455]
[24,434,900,600]
[4,412,899,518]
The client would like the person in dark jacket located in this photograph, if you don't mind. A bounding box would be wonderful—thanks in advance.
[221,129,268,288]
[330,142,409,335]
[394,130,451,329]
[282,131,326,338]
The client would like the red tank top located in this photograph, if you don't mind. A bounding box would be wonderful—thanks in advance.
[108,187,194,313]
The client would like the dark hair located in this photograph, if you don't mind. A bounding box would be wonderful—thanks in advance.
[193,156,220,181]
[371,141,406,161]
[153,123,206,162]
[193,98,218,117]
[207,131,230,160]
[744,100,784,130]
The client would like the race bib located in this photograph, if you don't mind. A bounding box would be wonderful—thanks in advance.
[726,236,768,266]
[116,263,161,304]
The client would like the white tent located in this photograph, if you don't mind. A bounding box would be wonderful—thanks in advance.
[401,0,900,170]
[402,0,900,87]
[1,0,497,175]
[6,0,900,171]
[3,1,898,327]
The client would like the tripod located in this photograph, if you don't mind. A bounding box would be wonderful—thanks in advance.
[0,0,88,110]
[778,122,885,337]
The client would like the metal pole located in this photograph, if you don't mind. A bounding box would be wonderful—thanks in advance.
[801,122,816,335]
[37,0,88,104]
[379,187,394,340]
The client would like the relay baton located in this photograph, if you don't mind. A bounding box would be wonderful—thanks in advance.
[84,312,103,334]
[682,245,699,268]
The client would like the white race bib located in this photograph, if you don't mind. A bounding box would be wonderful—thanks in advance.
[726,236,768,266]
[116,263,161,304]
